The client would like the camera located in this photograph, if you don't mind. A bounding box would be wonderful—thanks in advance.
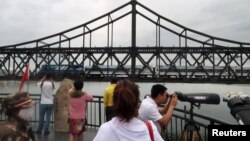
[168,91,176,98]
[169,91,220,104]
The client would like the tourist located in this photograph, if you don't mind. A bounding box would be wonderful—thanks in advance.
[68,79,93,141]
[0,91,36,141]
[138,84,178,140]
[36,72,55,135]
[103,77,117,121]
[94,80,164,141]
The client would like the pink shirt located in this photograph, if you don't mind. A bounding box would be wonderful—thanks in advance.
[69,92,93,119]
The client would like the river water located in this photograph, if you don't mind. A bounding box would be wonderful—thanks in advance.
[1,80,249,124]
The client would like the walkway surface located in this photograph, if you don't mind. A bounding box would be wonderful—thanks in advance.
[33,125,98,141]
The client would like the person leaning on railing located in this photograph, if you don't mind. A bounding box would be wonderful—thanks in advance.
[68,79,93,141]
[138,84,178,140]
[94,79,164,141]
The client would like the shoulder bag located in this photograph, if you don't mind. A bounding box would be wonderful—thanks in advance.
[144,121,154,141]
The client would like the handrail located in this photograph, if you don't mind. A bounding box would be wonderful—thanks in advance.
[0,93,231,126]
[0,93,231,141]
[174,107,231,125]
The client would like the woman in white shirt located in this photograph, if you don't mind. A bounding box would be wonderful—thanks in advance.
[93,80,163,141]
[35,73,55,135]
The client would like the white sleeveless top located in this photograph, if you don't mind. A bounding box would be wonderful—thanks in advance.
[37,81,54,104]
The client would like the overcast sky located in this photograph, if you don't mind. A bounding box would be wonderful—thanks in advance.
[1,0,250,46]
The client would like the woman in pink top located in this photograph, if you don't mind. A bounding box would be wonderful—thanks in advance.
[68,80,93,141]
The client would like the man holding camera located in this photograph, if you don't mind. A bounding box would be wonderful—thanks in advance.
[138,84,178,127]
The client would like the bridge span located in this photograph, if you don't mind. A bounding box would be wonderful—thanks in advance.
[1,0,250,83]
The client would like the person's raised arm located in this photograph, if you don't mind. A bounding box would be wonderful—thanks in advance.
[159,98,171,115]
[157,95,178,127]
[38,76,46,82]
[85,92,94,101]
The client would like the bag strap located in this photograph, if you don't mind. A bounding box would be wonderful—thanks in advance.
[144,121,154,141]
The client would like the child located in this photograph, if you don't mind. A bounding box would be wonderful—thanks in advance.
[68,80,93,141]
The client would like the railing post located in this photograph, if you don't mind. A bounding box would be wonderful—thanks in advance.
[98,97,102,126]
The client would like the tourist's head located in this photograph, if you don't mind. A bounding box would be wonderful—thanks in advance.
[0,91,35,121]
[151,84,168,104]
[74,79,84,91]
[113,79,140,122]
[110,77,118,84]
[45,72,53,79]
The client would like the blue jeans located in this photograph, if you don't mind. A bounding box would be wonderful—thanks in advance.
[37,104,53,132]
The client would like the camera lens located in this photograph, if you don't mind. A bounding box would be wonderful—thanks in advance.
[168,91,175,98]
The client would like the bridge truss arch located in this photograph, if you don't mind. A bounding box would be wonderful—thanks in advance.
[1,0,250,83]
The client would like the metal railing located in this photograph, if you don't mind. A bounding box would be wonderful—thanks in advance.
[0,93,230,141]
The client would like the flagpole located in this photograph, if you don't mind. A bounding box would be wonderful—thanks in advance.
[26,78,29,92]
[26,63,30,92]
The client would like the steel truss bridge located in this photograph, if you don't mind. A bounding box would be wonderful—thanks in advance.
[1,0,250,83]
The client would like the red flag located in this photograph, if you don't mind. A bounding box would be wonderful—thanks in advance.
[19,64,29,92]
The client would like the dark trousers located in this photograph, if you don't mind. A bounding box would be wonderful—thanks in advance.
[105,106,114,121]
